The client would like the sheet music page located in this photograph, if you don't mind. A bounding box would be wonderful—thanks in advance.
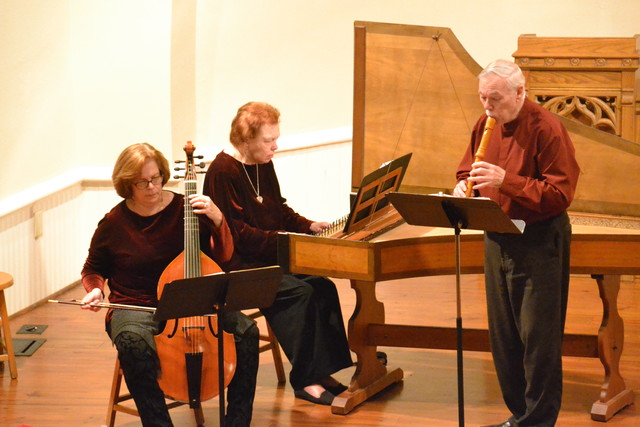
[429,192,491,201]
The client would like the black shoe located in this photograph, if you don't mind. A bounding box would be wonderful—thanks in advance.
[354,351,388,366]
[294,389,335,405]
[377,351,388,365]
[323,383,348,395]
[225,414,251,427]
[481,421,514,427]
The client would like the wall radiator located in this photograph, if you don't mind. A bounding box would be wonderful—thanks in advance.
[0,182,119,315]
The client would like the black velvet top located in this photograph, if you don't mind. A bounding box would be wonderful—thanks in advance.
[204,151,312,269]
[81,191,234,320]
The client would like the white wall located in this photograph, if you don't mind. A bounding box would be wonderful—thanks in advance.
[2,0,639,203]
[0,0,75,199]
[194,0,640,156]
[0,0,172,203]
[68,0,173,165]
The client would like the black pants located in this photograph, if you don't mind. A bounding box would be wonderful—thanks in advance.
[484,212,571,427]
[109,311,258,427]
[260,274,353,390]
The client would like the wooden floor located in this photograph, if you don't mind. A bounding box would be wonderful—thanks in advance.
[1,273,638,426]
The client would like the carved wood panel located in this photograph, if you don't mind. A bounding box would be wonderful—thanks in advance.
[513,35,640,142]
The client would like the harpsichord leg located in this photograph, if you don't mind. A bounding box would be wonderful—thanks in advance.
[331,279,403,415]
[590,274,635,421]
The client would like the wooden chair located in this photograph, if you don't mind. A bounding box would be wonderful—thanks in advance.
[106,312,285,426]
[0,272,18,379]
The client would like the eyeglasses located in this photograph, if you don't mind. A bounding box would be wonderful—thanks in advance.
[133,174,163,189]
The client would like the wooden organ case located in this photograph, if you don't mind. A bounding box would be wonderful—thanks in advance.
[278,21,640,420]
[514,34,640,143]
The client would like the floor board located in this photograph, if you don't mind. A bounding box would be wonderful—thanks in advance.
[1,273,638,426]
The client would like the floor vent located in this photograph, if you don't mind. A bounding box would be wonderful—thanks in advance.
[16,324,48,334]
[12,338,46,356]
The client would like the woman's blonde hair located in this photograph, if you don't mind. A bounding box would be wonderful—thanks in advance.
[112,143,170,199]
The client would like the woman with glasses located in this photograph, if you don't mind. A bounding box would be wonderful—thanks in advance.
[80,142,259,427]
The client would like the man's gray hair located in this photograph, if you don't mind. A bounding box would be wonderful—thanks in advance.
[479,59,525,91]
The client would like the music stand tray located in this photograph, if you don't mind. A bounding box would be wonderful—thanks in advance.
[154,266,283,322]
[385,192,524,234]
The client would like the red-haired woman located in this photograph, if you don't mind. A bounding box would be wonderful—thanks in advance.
[204,102,352,405]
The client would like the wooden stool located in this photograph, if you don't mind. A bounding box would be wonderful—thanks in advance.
[0,272,18,379]
[106,314,285,426]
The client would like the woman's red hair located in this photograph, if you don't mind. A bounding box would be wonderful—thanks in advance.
[229,102,280,147]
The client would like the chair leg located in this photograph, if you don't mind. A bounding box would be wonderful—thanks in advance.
[106,357,140,427]
[248,309,287,385]
[194,406,205,426]
[0,290,18,379]
[266,321,286,384]
[106,358,123,427]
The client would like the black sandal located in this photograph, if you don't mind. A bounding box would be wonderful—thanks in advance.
[323,383,348,395]
[294,389,335,405]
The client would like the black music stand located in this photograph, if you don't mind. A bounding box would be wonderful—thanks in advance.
[154,266,283,427]
[386,192,524,427]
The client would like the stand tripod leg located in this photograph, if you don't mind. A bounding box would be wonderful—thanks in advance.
[218,313,225,427]
[455,227,464,427]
